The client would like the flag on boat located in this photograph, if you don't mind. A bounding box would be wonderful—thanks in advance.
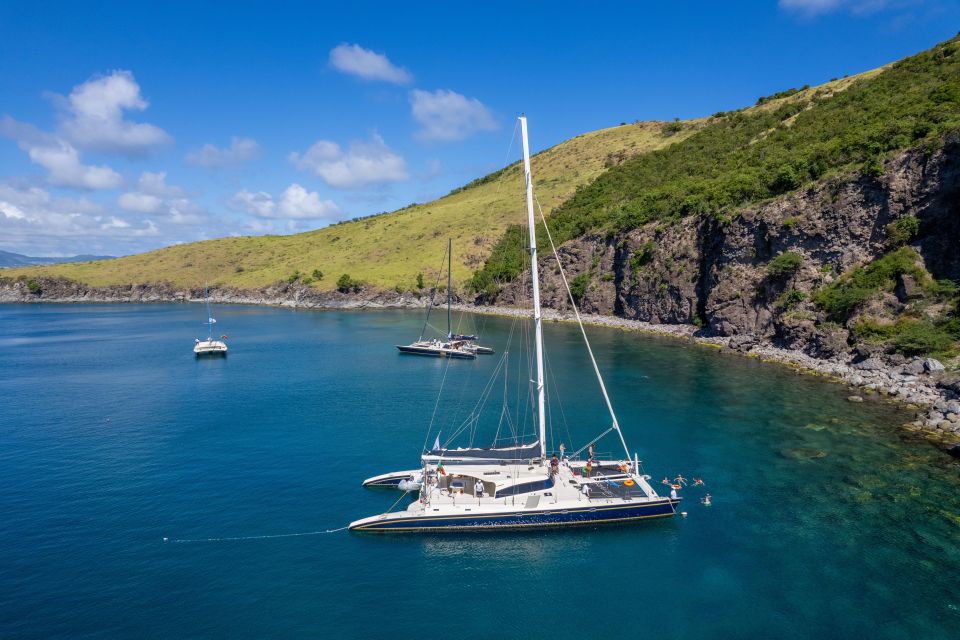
[433,434,440,451]
[437,460,446,476]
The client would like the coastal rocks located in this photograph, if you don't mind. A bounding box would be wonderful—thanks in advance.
[923,358,945,373]
[780,447,828,461]
[727,335,758,352]
[848,395,864,403]
[901,359,926,375]
[854,358,885,371]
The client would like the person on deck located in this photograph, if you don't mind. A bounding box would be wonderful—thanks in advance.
[581,484,591,501]
[559,442,566,461]
[550,454,559,478]
[474,479,484,498]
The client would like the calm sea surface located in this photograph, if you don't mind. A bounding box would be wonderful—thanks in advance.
[1,303,958,639]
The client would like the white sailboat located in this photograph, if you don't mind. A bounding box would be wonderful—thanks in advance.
[351,116,678,532]
[396,238,491,359]
[193,284,228,356]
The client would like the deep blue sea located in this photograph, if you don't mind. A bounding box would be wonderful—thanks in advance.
[1,303,959,639]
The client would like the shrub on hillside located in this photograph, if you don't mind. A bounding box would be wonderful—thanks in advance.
[814,247,925,320]
[767,252,804,278]
[884,215,920,248]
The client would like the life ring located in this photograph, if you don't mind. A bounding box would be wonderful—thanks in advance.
[624,479,635,487]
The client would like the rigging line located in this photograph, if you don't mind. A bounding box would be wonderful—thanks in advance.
[418,246,449,341]
[494,119,521,196]
[442,353,508,448]
[422,355,454,454]
[165,526,348,543]
[534,194,632,460]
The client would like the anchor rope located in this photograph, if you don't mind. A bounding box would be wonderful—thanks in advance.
[165,525,348,544]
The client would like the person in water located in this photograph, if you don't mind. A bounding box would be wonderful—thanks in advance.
[692,478,704,487]
[702,494,711,506]
[675,474,687,486]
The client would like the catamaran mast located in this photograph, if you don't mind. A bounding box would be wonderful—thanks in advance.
[520,115,546,453]
[204,282,213,340]
[447,238,452,339]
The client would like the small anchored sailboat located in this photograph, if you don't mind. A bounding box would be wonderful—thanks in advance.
[352,116,677,532]
[193,284,228,356]
[396,238,493,358]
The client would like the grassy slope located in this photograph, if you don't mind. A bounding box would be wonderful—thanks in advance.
[1,122,693,290]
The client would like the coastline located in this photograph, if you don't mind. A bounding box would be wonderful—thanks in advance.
[2,277,958,450]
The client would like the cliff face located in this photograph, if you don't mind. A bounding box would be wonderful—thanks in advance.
[495,139,960,360]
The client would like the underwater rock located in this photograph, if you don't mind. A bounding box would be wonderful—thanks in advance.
[780,447,829,461]
[848,395,864,403]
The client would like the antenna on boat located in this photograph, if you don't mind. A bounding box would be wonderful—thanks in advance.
[520,115,546,456]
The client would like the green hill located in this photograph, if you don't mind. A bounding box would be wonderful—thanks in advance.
[473,36,959,292]
[0,122,695,290]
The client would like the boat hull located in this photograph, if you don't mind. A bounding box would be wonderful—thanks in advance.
[350,498,679,532]
[396,345,475,359]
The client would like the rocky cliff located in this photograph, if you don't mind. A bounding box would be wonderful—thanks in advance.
[495,138,960,357]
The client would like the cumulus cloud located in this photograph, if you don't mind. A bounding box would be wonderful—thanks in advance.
[409,89,498,141]
[117,171,203,224]
[0,183,159,255]
[229,184,340,220]
[185,137,260,168]
[56,70,171,154]
[0,116,123,189]
[329,43,412,84]
[289,133,408,188]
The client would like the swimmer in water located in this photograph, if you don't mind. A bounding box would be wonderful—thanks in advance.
[702,493,712,506]
[674,474,687,486]
[661,477,670,485]
[692,478,704,487]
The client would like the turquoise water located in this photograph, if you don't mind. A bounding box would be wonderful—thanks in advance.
[1,303,958,638]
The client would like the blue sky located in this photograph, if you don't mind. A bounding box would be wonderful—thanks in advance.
[0,0,957,256]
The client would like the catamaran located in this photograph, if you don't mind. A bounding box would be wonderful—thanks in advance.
[396,238,493,358]
[193,284,228,356]
[352,116,678,532]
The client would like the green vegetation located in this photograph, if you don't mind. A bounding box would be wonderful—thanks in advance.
[767,252,804,278]
[814,247,925,320]
[569,273,590,304]
[415,272,424,290]
[855,317,960,357]
[775,288,807,310]
[312,269,324,281]
[336,274,360,293]
[26,279,41,294]
[474,36,960,290]
[630,241,656,270]
[884,215,920,248]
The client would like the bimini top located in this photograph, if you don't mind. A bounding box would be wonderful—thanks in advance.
[424,440,542,461]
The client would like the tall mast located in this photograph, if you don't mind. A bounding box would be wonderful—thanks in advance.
[520,115,546,453]
[447,237,452,339]
[204,282,212,340]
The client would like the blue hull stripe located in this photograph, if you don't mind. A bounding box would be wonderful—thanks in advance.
[352,499,679,532]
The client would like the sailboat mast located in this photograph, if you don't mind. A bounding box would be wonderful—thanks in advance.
[520,115,546,453]
[204,282,212,340]
[447,238,452,339]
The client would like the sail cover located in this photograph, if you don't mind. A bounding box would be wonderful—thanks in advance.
[426,440,542,460]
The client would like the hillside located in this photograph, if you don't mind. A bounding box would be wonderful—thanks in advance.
[0,250,114,268]
[0,122,696,290]
[487,36,960,364]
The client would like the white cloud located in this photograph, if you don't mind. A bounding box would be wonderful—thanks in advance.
[0,183,159,255]
[409,89,498,141]
[57,70,171,154]
[229,189,276,217]
[117,172,203,223]
[0,116,123,190]
[185,137,260,168]
[329,44,412,84]
[289,133,408,188]
[229,184,340,220]
[136,171,186,198]
[118,191,163,213]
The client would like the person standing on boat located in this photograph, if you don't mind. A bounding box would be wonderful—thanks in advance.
[581,484,591,501]
[474,479,484,498]
[550,453,559,479]
[559,442,566,461]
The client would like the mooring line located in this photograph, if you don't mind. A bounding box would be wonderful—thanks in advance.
[164,525,349,544]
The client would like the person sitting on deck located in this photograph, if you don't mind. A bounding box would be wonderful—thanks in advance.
[474,479,484,498]
[581,484,591,501]
[550,454,559,477]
